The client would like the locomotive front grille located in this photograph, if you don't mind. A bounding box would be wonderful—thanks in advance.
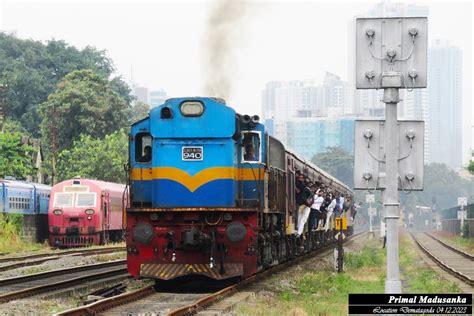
[66,226,80,234]
[53,236,95,245]
[140,263,243,280]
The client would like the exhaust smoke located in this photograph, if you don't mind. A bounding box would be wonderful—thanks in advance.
[202,0,249,100]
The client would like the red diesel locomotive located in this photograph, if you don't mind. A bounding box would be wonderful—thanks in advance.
[49,178,127,247]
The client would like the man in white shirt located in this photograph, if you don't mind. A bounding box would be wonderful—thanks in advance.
[324,194,337,231]
[309,189,324,231]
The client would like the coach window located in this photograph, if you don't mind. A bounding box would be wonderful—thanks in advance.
[135,133,152,163]
[242,132,261,163]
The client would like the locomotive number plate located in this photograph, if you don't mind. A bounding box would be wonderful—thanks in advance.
[182,146,203,161]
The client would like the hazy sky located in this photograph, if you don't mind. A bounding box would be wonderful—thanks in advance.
[0,0,472,152]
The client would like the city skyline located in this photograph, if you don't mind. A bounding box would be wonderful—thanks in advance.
[0,0,471,164]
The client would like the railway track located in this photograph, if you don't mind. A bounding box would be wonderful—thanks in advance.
[57,230,367,316]
[0,247,125,273]
[410,231,474,287]
[424,232,474,260]
[0,259,128,304]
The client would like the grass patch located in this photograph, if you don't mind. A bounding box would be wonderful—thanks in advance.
[439,235,473,255]
[94,252,126,262]
[237,239,385,316]
[399,234,460,293]
[20,265,50,275]
[0,214,48,253]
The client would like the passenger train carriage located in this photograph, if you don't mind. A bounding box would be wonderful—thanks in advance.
[0,179,51,242]
[126,97,353,281]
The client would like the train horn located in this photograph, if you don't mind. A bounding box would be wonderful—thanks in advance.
[242,115,251,124]
[251,115,260,123]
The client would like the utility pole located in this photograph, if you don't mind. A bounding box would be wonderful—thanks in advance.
[366,194,375,238]
[50,104,57,185]
[458,197,467,236]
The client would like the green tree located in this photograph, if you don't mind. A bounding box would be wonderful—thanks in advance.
[0,33,132,134]
[38,69,130,154]
[467,150,474,175]
[0,132,35,179]
[130,101,150,122]
[401,163,474,212]
[311,146,354,187]
[56,130,128,183]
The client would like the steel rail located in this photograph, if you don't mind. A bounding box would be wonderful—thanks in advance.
[0,246,125,265]
[0,259,126,287]
[0,247,125,273]
[410,232,473,286]
[56,230,367,316]
[55,285,156,316]
[0,267,128,303]
[168,230,367,316]
[424,232,474,261]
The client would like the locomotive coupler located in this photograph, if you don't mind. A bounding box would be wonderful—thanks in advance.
[165,231,176,258]
[210,229,217,268]
[218,243,226,275]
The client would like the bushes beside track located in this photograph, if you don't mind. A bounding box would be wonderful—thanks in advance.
[0,214,45,252]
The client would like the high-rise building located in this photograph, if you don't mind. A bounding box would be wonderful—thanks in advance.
[284,117,355,160]
[133,86,149,104]
[150,89,167,108]
[261,74,350,122]
[427,40,463,169]
[261,75,351,147]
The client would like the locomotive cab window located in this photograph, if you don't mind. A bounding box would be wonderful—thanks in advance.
[76,193,96,207]
[242,131,261,163]
[54,193,74,208]
[135,133,152,163]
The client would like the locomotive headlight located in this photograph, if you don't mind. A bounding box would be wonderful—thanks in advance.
[133,223,154,244]
[53,209,63,215]
[226,222,247,242]
[85,209,95,215]
[180,101,204,117]
[87,216,92,220]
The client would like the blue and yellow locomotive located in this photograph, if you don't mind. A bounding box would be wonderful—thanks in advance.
[126,97,352,281]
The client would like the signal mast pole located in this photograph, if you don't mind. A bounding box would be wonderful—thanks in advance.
[383,85,401,293]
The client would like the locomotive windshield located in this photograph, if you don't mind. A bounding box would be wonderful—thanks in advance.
[54,193,73,207]
[242,132,261,163]
[135,133,152,163]
[76,193,96,207]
